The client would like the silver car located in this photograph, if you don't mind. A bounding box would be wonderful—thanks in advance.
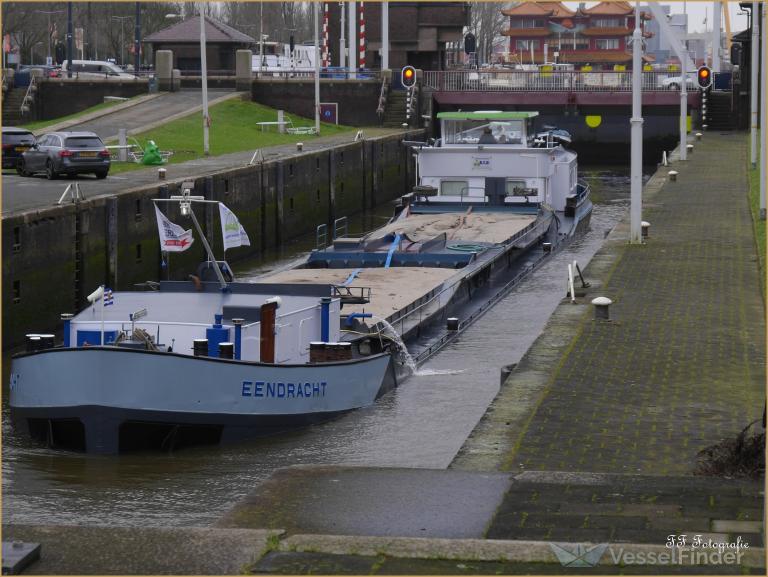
[18,131,110,179]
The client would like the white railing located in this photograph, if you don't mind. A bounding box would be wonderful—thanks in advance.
[423,70,689,92]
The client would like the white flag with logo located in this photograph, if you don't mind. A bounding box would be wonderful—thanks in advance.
[154,204,194,252]
[218,203,251,251]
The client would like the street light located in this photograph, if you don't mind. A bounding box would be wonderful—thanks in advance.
[35,9,64,63]
[111,15,131,65]
[30,41,43,65]
[165,11,209,155]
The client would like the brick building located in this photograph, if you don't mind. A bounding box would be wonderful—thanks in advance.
[502,1,654,69]
[325,2,470,71]
[144,16,255,73]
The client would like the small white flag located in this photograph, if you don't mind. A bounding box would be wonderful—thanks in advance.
[103,288,114,306]
[154,204,194,252]
[218,203,251,251]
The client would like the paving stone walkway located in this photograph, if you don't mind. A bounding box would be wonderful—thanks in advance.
[495,132,764,476]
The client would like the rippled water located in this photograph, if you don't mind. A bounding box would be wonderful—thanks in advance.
[2,167,638,527]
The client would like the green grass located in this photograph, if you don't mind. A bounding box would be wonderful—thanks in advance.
[746,133,765,288]
[108,99,355,175]
[21,98,127,131]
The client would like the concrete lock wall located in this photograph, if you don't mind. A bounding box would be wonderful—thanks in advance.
[252,79,382,126]
[2,130,423,348]
[33,79,149,121]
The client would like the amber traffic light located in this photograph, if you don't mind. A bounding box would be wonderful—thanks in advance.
[697,66,712,89]
[401,66,416,88]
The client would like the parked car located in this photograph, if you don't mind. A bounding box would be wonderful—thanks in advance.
[60,60,137,80]
[18,64,60,78]
[660,76,696,90]
[2,127,36,169]
[18,131,110,179]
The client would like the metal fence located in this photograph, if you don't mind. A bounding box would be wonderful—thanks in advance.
[423,70,696,92]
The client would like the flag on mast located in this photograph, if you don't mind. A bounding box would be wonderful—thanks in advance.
[218,203,251,251]
[154,204,194,252]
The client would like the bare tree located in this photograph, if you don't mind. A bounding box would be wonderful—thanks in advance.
[470,2,514,65]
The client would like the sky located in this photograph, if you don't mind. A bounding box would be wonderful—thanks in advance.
[564,1,750,34]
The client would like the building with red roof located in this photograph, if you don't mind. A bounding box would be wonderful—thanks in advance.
[502,1,653,69]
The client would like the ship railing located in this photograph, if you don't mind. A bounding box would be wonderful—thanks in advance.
[316,223,328,249]
[334,216,349,239]
[423,70,681,92]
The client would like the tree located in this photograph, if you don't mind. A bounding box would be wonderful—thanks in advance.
[470,2,514,65]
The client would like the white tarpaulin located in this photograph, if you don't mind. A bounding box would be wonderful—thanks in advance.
[154,204,194,252]
[218,203,251,251]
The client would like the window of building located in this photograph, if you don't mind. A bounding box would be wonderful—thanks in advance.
[511,18,545,29]
[516,39,540,51]
[440,180,468,196]
[596,38,619,50]
[593,18,621,28]
[571,35,590,50]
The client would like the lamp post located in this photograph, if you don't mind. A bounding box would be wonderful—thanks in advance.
[30,41,42,65]
[111,15,131,65]
[165,10,209,155]
[35,9,64,63]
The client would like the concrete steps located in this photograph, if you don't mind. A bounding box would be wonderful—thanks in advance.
[2,88,29,126]
[704,91,734,130]
[383,91,408,127]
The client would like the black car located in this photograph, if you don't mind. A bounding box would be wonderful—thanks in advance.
[2,127,36,169]
[18,131,111,179]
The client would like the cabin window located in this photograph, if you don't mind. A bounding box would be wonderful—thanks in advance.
[507,180,537,197]
[440,180,468,196]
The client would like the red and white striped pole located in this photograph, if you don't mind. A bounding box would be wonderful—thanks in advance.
[322,2,329,68]
[358,1,366,69]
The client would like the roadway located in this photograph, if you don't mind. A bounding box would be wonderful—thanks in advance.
[51,89,233,141]
[1,128,409,216]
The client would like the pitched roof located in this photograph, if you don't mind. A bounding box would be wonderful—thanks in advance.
[581,1,634,15]
[502,2,575,18]
[144,16,255,44]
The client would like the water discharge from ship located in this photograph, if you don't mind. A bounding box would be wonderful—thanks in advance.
[371,316,463,377]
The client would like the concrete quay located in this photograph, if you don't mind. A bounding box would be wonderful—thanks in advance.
[3,133,765,574]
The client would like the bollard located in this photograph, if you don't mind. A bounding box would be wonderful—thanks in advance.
[696,132,702,141]
[542,242,552,253]
[662,151,668,166]
[591,297,612,321]
[686,144,694,155]
[218,342,234,359]
[447,317,459,331]
[668,170,678,182]
[641,221,650,238]
[500,363,517,385]
[158,168,166,180]
[193,338,208,356]
[702,124,708,131]
[296,142,304,151]
[61,313,73,347]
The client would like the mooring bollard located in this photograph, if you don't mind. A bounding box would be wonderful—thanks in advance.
[686,144,694,155]
[696,132,702,141]
[500,363,517,385]
[447,317,459,331]
[702,124,708,131]
[542,242,552,253]
[668,170,678,182]
[296,142,304,151]
[641,221,650,238]
[591,297,612,321]
[158,168,166,180]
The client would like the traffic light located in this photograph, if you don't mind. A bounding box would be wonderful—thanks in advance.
[401,66,416,89]
[697,66,713,89]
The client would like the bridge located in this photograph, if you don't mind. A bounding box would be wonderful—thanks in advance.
[419,70,708,163]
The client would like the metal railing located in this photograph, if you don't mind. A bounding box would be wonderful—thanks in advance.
[20,74,36,115]
[424,70,694,92]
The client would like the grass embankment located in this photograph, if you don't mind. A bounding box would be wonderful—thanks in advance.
[108,99,355,175]
[21,98,125,131]
[747,134,765,290]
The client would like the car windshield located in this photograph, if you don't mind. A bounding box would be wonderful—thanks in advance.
[65,137,103,148]
[3,131,35,145]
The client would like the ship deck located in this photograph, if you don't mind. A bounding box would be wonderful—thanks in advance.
[255,268,458,320]
[367,212,537,245]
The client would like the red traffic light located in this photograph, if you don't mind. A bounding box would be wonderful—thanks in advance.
[697,66,712,89]
[401,66,416,88]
